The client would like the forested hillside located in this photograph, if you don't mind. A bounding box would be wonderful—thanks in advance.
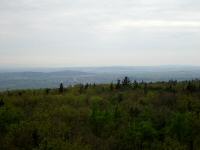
[0,78,200,150]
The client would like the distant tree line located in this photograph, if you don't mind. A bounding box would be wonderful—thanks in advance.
[57,77,200,95]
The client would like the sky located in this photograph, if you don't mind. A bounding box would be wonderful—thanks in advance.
[0,0,200,68]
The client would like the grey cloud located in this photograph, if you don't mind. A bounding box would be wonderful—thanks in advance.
[0,0,200,67]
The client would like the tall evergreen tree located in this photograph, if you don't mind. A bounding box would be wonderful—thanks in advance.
[122,76,130,87]
[116,80,121,89]
[110,82,114,91]
[59,83,64,93]
[85,83,89,89]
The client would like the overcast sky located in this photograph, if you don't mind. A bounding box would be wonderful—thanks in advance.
[0,0,200,68]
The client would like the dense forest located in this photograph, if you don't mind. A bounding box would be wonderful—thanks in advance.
[0,77,200,150]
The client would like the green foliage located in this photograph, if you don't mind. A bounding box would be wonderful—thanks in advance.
[0,80,200,150]
[0,105,23,135]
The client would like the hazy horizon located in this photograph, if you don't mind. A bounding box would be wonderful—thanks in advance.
[1,65,200,73]
[1,0,200,67]
[1,65,200,72]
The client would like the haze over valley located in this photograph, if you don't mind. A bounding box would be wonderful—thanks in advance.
[1,66,200,90]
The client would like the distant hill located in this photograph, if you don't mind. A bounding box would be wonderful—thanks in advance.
[0,70,93,90]
[0,66,200,90]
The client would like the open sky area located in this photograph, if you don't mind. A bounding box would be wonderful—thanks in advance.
[0,0,200,68]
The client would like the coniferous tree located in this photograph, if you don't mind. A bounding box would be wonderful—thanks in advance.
[186,81,196,92]
[122,76,130,87]
[0,98,4,107]
[59,83,64,93]
[45,88,50,95]
[116,80,121,89]
[144,83,148,95]
[85,83,89,89]
[110,82,114,91]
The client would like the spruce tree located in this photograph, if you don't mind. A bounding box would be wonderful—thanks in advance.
[116,80,121,89]
[59,83,64,93]
[122,76,130,87]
